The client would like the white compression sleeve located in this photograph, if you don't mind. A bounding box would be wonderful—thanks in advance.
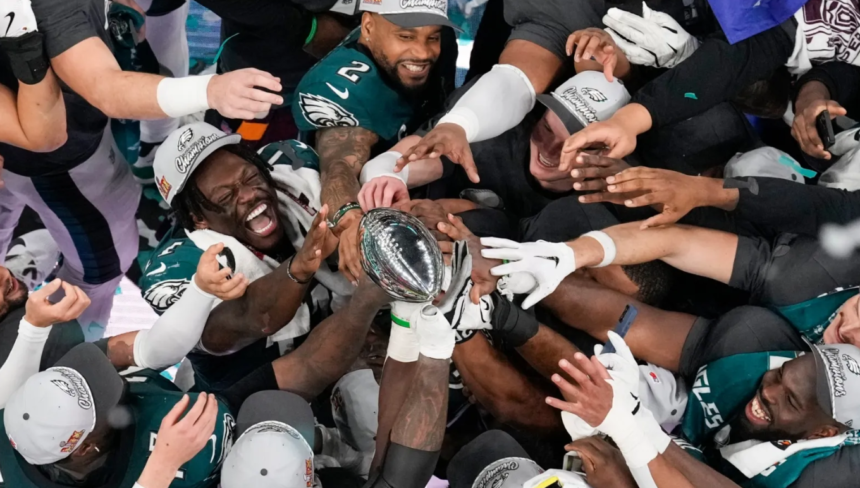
[133,276,216,370]
[360,151,409,186]
[0,319,51,408]
[437,64,536,142]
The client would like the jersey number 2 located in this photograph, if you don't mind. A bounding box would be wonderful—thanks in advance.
[337,62,371,83]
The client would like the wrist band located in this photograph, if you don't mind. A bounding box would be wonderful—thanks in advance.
[360,151,409,186]
[0,32,49,85]
[327,202,361,228]
[156,74,214,118]
[582,231,617,268]
[286,254,314,284]
[304,16,318,46]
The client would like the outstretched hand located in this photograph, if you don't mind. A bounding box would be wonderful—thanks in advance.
[395,123,479,183]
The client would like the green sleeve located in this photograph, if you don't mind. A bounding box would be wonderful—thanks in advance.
[139,235,203,315]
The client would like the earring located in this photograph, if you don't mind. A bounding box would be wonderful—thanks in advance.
[94,446,101,453]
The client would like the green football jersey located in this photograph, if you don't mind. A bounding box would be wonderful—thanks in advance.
[0,370,234,488]
[139,139,320,315]
[292,29,449,147]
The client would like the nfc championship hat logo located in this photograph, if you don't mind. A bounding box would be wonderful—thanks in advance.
[175,131,219,174]
[400,0,446,13]
[557,87,599,124]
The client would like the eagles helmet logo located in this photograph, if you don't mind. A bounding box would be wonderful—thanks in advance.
[844,354,860,376]
[299,93,359,128]
[581,87,608,103]
[143,279,190,313]
[177,128,194,152]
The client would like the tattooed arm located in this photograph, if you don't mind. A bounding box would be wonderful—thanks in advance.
[316,127,379,283]
[366,355,449,488]
[270,274,391,400]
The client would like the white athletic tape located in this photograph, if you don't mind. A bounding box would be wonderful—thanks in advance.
[582,231,617,268]
[360,151,409,186]
[156,74,214,118]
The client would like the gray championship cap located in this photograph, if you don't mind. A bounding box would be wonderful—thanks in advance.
[812,344,860,429]
[447,431,545,488]
[724,147,806,183]
[359,0,461,31]
[4,343,124,465]
[538,71,631,136]
[221,391,317,488]
[153,122,242,205]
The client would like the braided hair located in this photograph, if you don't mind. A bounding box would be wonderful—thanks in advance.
[171,144,277,230]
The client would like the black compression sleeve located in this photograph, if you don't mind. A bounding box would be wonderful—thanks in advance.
[632,25,794,129]
[218,363,279,413]
[364,444,440,488]
[727,177,860,238]
[491,293,539,348]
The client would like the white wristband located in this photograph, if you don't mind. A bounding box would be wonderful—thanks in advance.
[582,231,617,268]
[598,407,659,468]
[360,151,409,186]
[156,74,214,118]
[387,302,423,363]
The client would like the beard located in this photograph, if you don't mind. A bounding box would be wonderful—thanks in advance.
[730,416,799,444]
[373,50,436,96]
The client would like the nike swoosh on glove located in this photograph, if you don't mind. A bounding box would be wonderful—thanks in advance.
[481,238,576,309]
[1,0,38,38]
[603,2,700,69]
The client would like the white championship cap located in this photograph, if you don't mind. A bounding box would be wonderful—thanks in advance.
[359,0,461,31]
[724,147,806,182]
[153,122,242,205]
[537,71,631,135]
[221,391,318,488]
[4,343,124,466]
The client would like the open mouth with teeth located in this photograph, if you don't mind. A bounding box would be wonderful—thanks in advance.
[399,62,431,78]
[746,393,772,426]
[537,152,560,169]
[245,202,277,237]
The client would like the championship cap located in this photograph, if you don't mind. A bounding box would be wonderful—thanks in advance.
[359,0,461,31]
[4,343,124,465]
[447,431,545,488]
[153,122,242,205]
[538,71,631,135]
[221,391,317,488]
[811,344,860,429]
[723,147,806,182]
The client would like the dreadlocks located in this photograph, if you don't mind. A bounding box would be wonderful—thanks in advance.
[171,144,277,230]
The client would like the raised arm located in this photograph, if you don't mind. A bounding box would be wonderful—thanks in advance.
[200,208,331,355]
[0,2,66,151]
[367,305,454,488]
[316,126,379,282]
[270,274,391,400]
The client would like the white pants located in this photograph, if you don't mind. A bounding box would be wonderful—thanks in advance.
[0,126,141,340]
[138,0,190,143]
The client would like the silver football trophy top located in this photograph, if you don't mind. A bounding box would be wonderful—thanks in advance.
[359,208,444,302]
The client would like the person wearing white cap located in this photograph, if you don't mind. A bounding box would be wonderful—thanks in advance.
[359,70,632,215]
[545,328,860,488]
[0,342,234,488]
[291,0,459,285]
[135,121,345,392]
[222,298,456,488]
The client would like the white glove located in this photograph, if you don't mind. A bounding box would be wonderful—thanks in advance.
[437,240,473,315]
[415,305,456,360]
[603,2,700,69]
[562,331,639,442]
[0,0,38,37]
[481,238,576,309]
[448,279,494,331]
